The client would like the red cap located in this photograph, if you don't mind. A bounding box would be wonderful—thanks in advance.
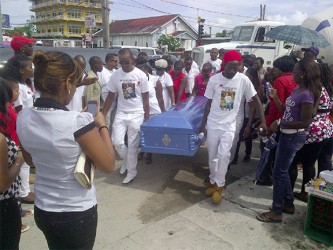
[10,36,35,51]
[220,50,242,72]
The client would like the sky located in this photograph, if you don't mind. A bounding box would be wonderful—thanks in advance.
[2,0,333,34]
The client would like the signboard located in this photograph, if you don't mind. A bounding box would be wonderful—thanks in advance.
[0,14,10,28]
[84,33,93,42]
[85,15,96,28]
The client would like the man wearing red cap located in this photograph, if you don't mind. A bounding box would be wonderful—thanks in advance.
[200,50,267,204]
[10,36,35,57]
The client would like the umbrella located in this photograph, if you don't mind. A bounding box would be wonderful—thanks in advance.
[254,133,278,186]
[264,25,330,48]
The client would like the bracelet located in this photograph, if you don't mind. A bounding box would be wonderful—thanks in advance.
[99,126,108,133]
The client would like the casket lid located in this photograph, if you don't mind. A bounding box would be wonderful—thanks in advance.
[142,96,207,132]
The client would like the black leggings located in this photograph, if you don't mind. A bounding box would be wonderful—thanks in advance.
[0,197,21,250]
[35,205,98,250]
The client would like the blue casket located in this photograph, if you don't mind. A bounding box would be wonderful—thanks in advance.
[140,96,207,156]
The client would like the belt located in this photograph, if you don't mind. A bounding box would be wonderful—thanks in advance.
[280,128,305,134]
[118,110,142,114]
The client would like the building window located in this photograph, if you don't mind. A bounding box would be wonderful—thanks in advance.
[67,8,81,19]
[68,24,82,34]
[135,41,137,46]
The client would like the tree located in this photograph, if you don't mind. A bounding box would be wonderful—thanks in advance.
[157,34,180,52]
[6,22,36,37]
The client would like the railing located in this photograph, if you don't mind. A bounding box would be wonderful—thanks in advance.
[31,0,102,10]
[34,16,102,23]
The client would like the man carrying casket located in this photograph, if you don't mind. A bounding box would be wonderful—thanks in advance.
[200,50,267,204]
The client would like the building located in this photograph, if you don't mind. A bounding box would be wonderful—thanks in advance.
[30,0,102,47]
[95,14,198,51]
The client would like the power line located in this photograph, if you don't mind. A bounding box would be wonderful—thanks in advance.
[160,0,256,19]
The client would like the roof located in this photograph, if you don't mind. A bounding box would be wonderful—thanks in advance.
[109,14,179,35]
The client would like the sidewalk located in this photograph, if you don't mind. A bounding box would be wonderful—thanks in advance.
[20,143,330,250]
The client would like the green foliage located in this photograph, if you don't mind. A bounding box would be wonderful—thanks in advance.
[6,22,36,37]
[157,34,180,52]
[215,32,223,37]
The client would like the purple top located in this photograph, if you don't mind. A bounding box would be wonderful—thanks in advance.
[281,87,314,129]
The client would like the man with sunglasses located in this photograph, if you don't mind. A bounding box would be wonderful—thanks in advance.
[102,48,149,184]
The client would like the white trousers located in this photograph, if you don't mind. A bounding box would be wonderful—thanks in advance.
[229,116,244,162]
[206,128,235,187]
[112,111,144,177]
[19,162,30,197]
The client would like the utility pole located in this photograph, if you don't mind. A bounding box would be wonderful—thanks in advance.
[0,0,3,45]
[102,0,110,49]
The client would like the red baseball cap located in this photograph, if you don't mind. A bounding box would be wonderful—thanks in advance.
[10,36,35,51]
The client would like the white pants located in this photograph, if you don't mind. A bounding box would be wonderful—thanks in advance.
[112,111,144,177]
[229,116,244,162]
[19,162,30,197]
[207,129,235,187]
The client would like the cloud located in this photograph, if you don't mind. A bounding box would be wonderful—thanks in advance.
[267,11,309,25]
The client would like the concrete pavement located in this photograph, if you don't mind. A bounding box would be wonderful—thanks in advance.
[20,141,331,249]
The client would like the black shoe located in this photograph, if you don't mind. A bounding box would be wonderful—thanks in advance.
[255,179,273,186]
[204,176,210,183]
[243,155,251,162]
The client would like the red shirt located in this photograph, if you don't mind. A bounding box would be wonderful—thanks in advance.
[0,103,19,145]
[266,73,298,127]
[169,70,186,103]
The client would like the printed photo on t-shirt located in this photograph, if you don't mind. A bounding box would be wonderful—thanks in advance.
[122,83,137,100]
[220,87,236,111]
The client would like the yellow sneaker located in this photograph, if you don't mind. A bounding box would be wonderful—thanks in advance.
[204,182,217,197]
[212,186,224,204]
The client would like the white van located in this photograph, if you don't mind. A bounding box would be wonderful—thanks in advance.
[110,45,162,56]
[192,20,291,69]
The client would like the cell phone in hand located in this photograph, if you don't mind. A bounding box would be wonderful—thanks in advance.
[87,101,98,117]
[265,82,270,93]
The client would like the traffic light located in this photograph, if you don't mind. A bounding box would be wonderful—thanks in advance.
[198,24,204,39]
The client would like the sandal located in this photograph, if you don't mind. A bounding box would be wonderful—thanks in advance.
[21,224,30,233]
[137,152,144,161]
[256,211,282,223]
[145,153,152,165]
[21,209,34,217]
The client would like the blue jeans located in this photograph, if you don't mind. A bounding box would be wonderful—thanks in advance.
[35,205,97,250]
[272,132,306,214]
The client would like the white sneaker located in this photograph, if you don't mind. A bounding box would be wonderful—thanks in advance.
[120,164,127,175]
[122,174,135,184]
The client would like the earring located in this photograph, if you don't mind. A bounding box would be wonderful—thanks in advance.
[68,90,70,95]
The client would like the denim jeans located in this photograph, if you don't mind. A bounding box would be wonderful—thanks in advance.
[35,205,97,250]
[0,197,21,250]
[272,132,306,214]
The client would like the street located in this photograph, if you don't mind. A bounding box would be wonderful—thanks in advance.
[19,141,329,249]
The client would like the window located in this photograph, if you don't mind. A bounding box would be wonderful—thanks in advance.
[232,26,254,42]
[68,24,82,34]
[67,8,81,19]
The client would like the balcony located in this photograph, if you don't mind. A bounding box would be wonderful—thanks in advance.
[30,1,102,11]
[33,15,102,24]
[34,31,83,38]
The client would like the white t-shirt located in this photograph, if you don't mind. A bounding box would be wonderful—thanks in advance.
[183,68,200,94]
[158,72,174,111]
[17,103,96,212]
[191,60,199,71]
[147,74,161,115]
[108,67,149,113]
[204,72,256,132]
[66,86,85,112]
[206,58,222,74]
[98,66,116,101]
[13,83,34,109]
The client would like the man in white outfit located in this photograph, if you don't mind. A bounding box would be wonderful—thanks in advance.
[183,56,200,98]
[98,53,118,131]
[102,48,149,184]
[200,50,267,204]
[205,48,222,74]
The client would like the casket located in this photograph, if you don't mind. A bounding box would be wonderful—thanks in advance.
[140,96,207,156]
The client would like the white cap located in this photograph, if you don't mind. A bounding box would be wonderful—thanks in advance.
[155,59,168,69]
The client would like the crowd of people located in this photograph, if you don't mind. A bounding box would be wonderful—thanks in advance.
[0,35,332,249]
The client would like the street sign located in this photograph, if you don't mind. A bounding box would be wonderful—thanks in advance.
[0,14,10,28]
[85,15,96,28]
